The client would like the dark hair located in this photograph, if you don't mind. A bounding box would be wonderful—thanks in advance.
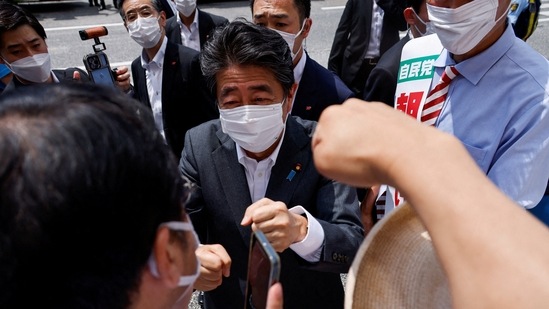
[117,0,163,21]
[0,84,186,308]
[250,0,311,23]
[0,2,47,48]
[406,0,423,14]
[200,19,294,98]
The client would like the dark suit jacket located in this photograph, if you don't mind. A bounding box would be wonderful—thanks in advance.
[165,9,228,49]
[3,67,90,93]
[292,54,354,121]
[131,41,217,160]
[180,116,364,309]
[363,35,411,106]
[327,0,405,87]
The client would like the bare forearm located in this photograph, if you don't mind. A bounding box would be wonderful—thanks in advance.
[391,132,549,309]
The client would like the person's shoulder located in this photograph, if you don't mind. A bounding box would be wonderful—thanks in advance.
[303,56,354,98]
[165,15,178,29]
[289,115,317,137]
[187,119,221,136]
[374,36,409,70]
[198,9,229,25]
[173,41,200,58]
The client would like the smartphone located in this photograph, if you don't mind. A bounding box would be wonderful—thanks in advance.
[244,230,281,309]
[83,52,116,88]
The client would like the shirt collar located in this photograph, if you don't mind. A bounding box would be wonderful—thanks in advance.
[434,23,515,86]
[293,51,307,85]
[140,36,168,69]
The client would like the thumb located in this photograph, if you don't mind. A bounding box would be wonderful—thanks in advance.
[266,283,283,309]
[72,70,81,81]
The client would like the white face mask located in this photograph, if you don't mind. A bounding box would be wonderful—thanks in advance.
[4,53,51,83]
[148,220,201,304]
[412,9,435,37]
[272,19,307,61]
[175,0,196,17]
[427,0,509,55]
[128,16,162,49]
[219,102,286,153]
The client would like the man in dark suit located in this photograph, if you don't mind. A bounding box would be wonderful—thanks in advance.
[328,0,406,98]
[0,2,135,94]
[363,0,431,106]
[119,0,217,160]
[165,0,228,51]
[179,20,364,309]
[251,0,354,122]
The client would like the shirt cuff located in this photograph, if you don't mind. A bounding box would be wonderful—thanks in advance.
[288,205,324,262]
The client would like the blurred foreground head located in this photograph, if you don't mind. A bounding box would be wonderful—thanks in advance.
[0,84,194,308]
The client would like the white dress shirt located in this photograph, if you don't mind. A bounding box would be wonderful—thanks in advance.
[236,127,325,262]
[365,0,384,58]
[141,37,168,140]
[177,10,201,52]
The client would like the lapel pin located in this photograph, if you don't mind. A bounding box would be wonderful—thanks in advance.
[286,163,302,181]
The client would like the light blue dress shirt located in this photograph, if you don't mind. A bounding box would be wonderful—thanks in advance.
[432,24,549,209]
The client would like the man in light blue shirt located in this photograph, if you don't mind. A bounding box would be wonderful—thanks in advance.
[426,0,549,209]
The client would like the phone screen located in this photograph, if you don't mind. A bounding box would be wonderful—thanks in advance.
[91,67,115,87]
[244,230,280,309]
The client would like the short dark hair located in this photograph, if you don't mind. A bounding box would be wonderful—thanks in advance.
[118,0,163,21]
[200,19,294,98]
[250,0,311,23]
[0,2,47,48]
[0,84,186,308]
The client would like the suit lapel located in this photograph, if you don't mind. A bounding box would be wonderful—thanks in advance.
[212,129,254,243]
[293,55,313,114]
[134,61,151,107]
[162,42,179,105]
[198,9,213,48]
[266,117,311,205]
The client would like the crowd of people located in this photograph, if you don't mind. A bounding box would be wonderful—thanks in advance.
[0,0,548,308]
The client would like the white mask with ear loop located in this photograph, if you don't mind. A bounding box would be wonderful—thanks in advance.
[4,53,52,83]
[127,16,163,49]
[427,0,511,55]
[412,10,435,37]
[148,221,201,303]
[219,101,287,153]
[175,0,196,17]
[272,19,308,60]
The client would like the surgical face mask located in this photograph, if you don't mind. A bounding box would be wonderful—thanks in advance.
[219,102,286,153]
[4,53,51,83]
[427,0,510,55]
[175,0,196,17]
[412,9,434,37]
[272,19,307,60]
[127,16,162,49]
[148,220,200,304]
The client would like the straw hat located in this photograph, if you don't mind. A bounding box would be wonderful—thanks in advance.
[345,202,452,309]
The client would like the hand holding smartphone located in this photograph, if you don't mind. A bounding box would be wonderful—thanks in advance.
[244,230,281,309]
[83,52,116,88]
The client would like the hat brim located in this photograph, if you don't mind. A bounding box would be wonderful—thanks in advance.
[345,202,452,308]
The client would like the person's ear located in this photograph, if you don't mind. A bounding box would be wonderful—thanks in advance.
[403,7,416,26]
[159,10,167,28]
[301,18,312,39]
[152,227,185,288]
[285,83,298,113]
